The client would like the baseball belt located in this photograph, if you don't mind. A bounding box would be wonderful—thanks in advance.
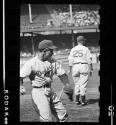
[33,83,50,89]
[74,62,88,64]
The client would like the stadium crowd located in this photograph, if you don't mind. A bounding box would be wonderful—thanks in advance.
[51,5,100,27]
[21,5,100,28]
[20,5,100,63]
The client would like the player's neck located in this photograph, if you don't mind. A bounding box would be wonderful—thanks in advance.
[78,43,83,46]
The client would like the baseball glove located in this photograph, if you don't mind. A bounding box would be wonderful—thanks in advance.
[29,71,36,81]
[63,84,73,101]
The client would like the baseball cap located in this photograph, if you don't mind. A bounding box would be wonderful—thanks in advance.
[38,40,58,50]
[77,36,86,42]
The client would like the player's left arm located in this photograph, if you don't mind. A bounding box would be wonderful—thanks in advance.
[51,59,71,86]
[54,61,73,101]
[58,73,73,101]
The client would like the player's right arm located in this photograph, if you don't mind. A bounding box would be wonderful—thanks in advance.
[20,58,34,77]
[20,59,33,84]
[20,59,34,94]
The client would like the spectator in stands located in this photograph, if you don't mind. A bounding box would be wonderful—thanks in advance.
[47,20,54,27]
[52,5,100,27]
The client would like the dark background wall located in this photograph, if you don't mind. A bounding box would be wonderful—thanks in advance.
[20,32,100,53]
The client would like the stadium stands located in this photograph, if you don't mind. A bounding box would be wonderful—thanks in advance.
[20,4,100,63]
[51,5,100,27]
[20,4,100,29]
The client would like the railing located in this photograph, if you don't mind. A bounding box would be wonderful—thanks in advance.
[20,25,99,33]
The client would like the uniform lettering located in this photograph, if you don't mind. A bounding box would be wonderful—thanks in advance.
[36,68,52,77]
[73,50,83,57]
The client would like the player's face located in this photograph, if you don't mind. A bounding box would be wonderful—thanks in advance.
[43,49,53,61]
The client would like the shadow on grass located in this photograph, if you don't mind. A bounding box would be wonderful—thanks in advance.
[87,98,99,104]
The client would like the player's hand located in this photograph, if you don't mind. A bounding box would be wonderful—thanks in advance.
[20,85,26,95]
[64,84,73,101]
[44,87,52,96]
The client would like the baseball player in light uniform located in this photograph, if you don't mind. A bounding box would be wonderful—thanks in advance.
[68,36,93,106]
[20,40,73,122]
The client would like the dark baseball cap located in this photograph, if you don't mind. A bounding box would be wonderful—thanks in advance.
[77,36,86,42]
[38,40,58,50]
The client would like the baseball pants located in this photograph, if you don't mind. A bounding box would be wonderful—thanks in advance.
[72,63,89,96]
[31,87,68,122]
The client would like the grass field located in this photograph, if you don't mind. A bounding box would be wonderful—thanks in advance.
[20,56,100,122]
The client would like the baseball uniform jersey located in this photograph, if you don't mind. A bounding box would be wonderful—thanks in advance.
[68,44,92,66]
[20,56,67,122]
[68,44,92,96]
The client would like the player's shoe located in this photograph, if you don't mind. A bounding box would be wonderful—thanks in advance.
[80,95,87,106]
[81,101,88,106]
[75,95,81,105]
[76,101,81,105]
